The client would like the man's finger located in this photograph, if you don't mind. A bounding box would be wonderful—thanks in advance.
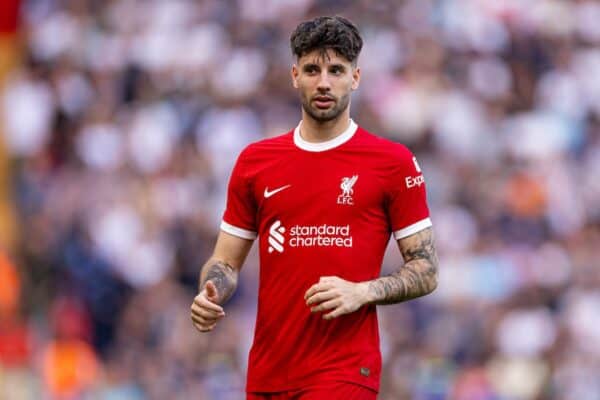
[310,298,341,313]
[323,306,347,320]
[191,301,225,317]
[320,276,341,283]
[191,313,218,326]
[192,320,215,332]
[304,283,332,300]
[306,290,337,306]
[205,280,219,301]
[190,313,210,325]
[191,305,224,321]
[193,295,224,313]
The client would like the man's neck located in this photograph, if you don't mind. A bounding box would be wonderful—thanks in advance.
[299,111,352,143]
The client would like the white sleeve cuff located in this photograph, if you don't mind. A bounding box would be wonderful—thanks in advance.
[220,221,257,240]
[393,218,432,240]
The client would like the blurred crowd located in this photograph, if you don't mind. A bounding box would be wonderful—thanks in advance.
[0,0,599,399]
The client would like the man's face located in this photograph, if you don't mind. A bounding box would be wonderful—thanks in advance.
[291,49,360,123]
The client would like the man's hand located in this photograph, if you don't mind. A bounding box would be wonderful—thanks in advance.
[190,281,226,332]
[304,276,369,320]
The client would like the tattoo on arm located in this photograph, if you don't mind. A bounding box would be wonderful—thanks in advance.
[200,260,239,304]
[367,228,439,305]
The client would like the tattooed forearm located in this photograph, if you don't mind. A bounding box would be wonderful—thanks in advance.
[367,228,439,305]
[200,260,239,304]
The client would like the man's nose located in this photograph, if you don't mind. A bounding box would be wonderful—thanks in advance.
[317,71,331,91]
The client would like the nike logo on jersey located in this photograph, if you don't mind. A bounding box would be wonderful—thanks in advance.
[264,185,291,198]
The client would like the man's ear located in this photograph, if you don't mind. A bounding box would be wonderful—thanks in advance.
[291,64,299,89]
[351,66,360,91]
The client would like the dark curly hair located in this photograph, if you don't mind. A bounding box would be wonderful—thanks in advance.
[290,16,363,65]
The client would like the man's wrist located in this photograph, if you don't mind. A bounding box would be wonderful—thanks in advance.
[357,281,374,306]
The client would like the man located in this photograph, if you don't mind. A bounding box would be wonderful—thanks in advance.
[190,16,439,400]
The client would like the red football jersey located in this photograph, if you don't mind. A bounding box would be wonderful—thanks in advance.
[221,120,432,393]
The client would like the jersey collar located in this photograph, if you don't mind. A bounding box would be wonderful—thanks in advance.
[293,119,357,152]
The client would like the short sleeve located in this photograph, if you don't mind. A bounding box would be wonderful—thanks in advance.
[386,149,432,240]
[221,148,258,240]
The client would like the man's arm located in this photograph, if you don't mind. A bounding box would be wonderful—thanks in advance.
[366,227,438,304]
[305,227,438,319]
[198,230,253,303]
[191,230,253,332]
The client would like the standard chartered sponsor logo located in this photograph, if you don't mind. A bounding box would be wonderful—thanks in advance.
[268,220,286,253]
[267,220,353,253]
[289,224,353,247]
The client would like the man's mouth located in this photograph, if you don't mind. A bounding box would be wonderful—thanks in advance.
[313,96,335,109]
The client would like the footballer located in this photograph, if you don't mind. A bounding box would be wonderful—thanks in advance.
[190,16,439,400]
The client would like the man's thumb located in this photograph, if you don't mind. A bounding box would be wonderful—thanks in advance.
[205,280,218,300]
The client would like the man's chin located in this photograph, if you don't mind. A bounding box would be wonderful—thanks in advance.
[302,101,345,123]
[308,108,340,123]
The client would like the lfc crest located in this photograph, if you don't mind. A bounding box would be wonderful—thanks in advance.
[337,175,358,205]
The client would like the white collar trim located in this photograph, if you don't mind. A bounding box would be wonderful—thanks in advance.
[293,119,357,152]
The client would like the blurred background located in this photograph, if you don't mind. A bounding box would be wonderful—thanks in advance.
[0,0,599,399]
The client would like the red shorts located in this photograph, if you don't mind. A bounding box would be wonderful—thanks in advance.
[247,381,377,400]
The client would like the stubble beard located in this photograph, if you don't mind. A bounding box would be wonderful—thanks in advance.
[301,92,350,123]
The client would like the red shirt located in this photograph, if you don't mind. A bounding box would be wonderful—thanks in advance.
[221,120,432,393]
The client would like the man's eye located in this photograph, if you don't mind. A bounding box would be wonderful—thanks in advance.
[330,67,343,75]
